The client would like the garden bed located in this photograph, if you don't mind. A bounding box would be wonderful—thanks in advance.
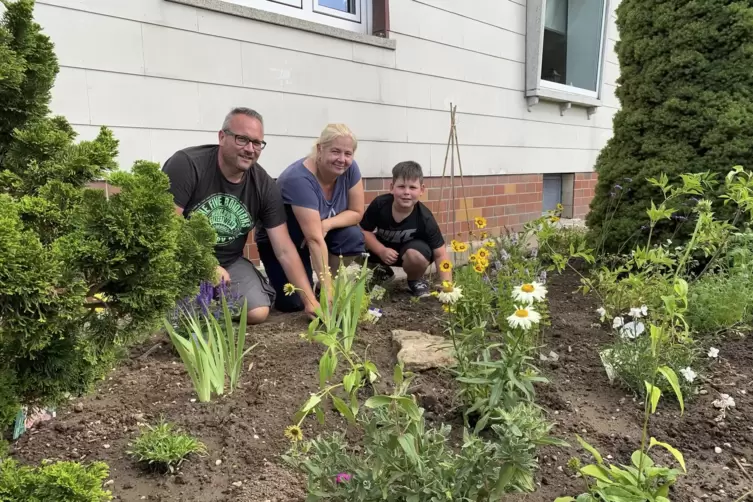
[9,270,753,501]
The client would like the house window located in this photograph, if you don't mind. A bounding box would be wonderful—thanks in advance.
[525,0,609,108]
[542,174,563,213]
[249,0,369,33]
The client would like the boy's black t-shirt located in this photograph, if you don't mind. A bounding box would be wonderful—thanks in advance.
[360,194,445,251]
[162,144,286,267]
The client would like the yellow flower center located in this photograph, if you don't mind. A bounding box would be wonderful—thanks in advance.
[521,284,535,293]
[442,285,454,293]
[515,309,529,318]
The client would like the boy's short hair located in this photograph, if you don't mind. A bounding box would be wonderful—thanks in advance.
[392,161,424,184]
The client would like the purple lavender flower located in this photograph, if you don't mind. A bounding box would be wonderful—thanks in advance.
[335,473,352,484]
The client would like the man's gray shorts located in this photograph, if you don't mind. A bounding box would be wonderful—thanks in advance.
[225,257,276,311]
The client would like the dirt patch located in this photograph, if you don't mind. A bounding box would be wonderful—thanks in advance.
[8,272,753,501]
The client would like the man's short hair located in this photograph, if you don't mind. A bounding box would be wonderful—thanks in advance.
[392,161,424,184]
[222,107,264,130]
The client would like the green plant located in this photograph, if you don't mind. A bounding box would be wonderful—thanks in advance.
[165,295,258,402]
[557,281,689,502]
[0,0,217,419]
[585,0,753,252]
[686,272,753,334]
[284,364,528,501]
[127,419,206,473]
[291,259,379,427]
[0,457,112,501]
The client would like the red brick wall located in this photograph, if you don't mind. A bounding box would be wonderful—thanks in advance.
[86,173,598,267]
[573,172,597,219]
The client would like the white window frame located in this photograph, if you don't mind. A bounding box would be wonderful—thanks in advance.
[525,0,611,114]
[229,0,370,34]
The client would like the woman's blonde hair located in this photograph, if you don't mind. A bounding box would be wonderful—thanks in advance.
[308,123,358,159]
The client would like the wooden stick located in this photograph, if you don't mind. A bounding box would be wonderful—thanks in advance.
[451,112,474,242]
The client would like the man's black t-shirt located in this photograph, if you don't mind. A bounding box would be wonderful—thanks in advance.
[360,194,445,251]
[162,144,286,267]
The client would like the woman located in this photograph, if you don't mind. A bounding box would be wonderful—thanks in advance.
[255,123,365,312]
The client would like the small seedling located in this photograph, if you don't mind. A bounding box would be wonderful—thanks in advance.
[127,419,206,473]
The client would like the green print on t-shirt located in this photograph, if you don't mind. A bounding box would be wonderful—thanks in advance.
[194,194,253,245]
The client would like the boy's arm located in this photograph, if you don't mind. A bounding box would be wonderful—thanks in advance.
[362,229,398,264]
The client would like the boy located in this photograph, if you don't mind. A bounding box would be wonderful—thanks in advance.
[360,161,452,297]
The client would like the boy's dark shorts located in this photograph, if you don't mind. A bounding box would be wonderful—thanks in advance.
[367,239,433,268]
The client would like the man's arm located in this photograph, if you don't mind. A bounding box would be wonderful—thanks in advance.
[322,180,365,234]
[292,206,332,295]
[265,223,320,316]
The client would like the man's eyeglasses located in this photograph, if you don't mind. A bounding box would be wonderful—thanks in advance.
[223,129,267,150]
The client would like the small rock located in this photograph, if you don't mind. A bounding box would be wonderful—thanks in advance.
[715,447,722,454]
[123,482,133,490]
[215,459,222,466]
[73,402,84,413]
[253,434,259,439]
[103,444,110,449]
[700,390,709,395]
[232,481,243,487]
[104,479,114,486]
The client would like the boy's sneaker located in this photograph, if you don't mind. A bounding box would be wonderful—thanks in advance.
[408,279,431,298]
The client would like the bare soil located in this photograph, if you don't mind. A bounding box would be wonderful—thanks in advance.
[9,271,753,501]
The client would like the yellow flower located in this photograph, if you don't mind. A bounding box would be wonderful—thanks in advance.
[478,257,489,268]
[283,283,297,296]
[284,425,304,442]
[474,216,487,229]
[430,291,439,297]
[477,248,490,260]
[473,263,485,274]
[439,260,453,273]
[450,239,459,249]
[442,304,455,313]
[453,242,469,253]
[549,216,560,223]
[481,231,489,239]
[469,254,478,263]
[485,240,496,248]
[556,203,563,211]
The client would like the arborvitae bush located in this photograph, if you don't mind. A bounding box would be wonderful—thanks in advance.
[586,0,753,251]
[0,0,217,427]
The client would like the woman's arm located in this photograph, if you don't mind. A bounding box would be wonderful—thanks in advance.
[291,205,332,294]
[322,180,365,234]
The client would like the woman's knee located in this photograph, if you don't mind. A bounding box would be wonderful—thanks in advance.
[247,306,270,325]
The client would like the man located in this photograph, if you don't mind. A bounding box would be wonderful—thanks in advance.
[162,107,319,324]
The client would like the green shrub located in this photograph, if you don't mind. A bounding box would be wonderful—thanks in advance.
[127,419,206,473]
[0,0,217,419]
[0,458,112,501]
[585,0,753,251]
[686,272,753,334]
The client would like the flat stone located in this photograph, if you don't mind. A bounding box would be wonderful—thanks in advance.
[391,330,455,372]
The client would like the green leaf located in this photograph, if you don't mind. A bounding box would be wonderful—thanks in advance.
[397,434,420,465]
[395,397,421,421]
[364,395,393,409]
[315,406,325,425]
[631,450,654,470]
[657,366,684,414]
[580,464,613,484]
[649,437,686,473]
[576,435,604,464]
[455,377,492,384]
[553,498,577,502]
[393,363,403,387]
[343,369,359,394]
[330,395,356,424]
[318,352,331,389]
[644,381,662,413]
[301,394,322,413]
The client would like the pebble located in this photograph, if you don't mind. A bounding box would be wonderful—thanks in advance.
[715,447,722,454]
[104,479,114,486]
[254,434,259,439]
[103,444,110,449]
[73,402,84,412]
[216,459,222,466]
[190,399,196,403]
[700,390,709,395]
[232,481,243,487]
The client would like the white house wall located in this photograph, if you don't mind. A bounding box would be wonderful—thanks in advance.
[35,0,621,177]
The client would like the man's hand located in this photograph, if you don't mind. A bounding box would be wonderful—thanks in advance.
[304,298,321,320]
[378,246,399,265]
[216,265,231,285]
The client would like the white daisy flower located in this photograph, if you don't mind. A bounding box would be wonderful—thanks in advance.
[629,307,645,318]
[680,367,697,383]
[641,305,648,316]
[507,305,542,330]
[708,347,719,359]
[512,281,547,303]
[596,307,607,320]
[437,282,463,304]
[619,321,645,339]
[612,316,624,329]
